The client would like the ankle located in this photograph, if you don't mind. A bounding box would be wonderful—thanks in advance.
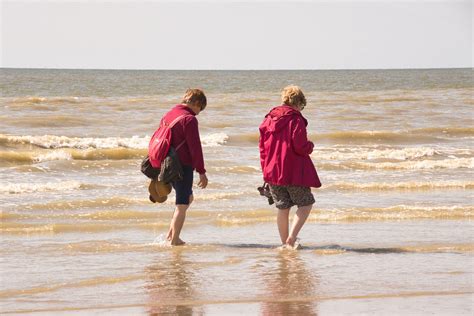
[286,236,296,246]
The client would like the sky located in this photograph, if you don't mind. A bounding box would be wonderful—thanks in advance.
[1,0,472,70]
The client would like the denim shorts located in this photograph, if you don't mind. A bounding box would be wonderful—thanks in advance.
[269,184,315,209]
[171,165,194,205]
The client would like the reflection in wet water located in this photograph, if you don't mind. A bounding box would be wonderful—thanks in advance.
[145,250,203,316]
[260,251,318,316]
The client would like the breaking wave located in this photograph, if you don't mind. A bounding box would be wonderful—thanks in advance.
[0,133,229,150]
[0,181,85,194]
[201,133,229,147]
[0,149,146,163]
[0,134,148,149]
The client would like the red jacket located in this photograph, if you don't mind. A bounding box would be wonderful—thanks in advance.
[162,104,206,174]
[259,105,321,188]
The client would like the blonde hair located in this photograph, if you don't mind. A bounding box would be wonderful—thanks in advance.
[182,88,207,110]
[281,85,306,108]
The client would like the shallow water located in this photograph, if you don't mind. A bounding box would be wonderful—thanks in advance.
[1,68,473,314]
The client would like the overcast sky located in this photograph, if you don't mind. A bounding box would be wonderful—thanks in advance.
[1,0,472,70]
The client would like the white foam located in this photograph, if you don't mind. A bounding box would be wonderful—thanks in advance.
[201,133,229,147]
[3,134,150,149]
[151,233,170,247]
[3,133,228,150]
[34,150,73,163]
[359,158,474,170]
[313,146,440,161]
[0,181,83,194]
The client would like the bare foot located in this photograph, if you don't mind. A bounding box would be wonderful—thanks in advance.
[284,237,302,250]
[292,240,302,250]
[170,238,186,246]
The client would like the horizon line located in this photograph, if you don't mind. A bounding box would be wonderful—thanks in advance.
[1,66,472,72]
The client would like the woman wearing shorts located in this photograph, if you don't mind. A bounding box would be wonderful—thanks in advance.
[259,85,321,248]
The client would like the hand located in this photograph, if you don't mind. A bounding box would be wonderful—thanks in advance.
[197,173,208,189]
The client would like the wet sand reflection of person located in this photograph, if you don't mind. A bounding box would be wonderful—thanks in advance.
[145,249,202,316]
[261,251,318,316]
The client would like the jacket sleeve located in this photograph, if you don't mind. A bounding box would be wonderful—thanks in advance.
[291,117,314,156]
[185,117,206,174]
[258,125,266,171]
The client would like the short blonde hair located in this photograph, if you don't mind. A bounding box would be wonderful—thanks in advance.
[182,88,207,110]
[281,85,306,108]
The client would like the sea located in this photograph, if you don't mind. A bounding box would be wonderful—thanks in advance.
[1,68,473,315]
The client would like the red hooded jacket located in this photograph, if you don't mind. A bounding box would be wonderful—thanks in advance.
[162,104,206,174]
[259,105,321,188]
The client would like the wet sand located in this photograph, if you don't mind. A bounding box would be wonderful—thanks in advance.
[1,220,472,315]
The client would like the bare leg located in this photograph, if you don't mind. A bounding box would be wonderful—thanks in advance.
[277,208,290,244]
[167,195,193,246]
[286,204,312,247]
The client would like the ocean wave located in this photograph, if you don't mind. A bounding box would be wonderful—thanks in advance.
[356,158,474,170]
[313,130,443,144]
[201,133,229,147]
[228,133,259,144]
[312,95,423,104]
[1,127,469,152]
[1,210,162,221]
[196,191,251,201]
[0,134,148,149]
[311,205,474,222]
[314,146,474,161]
[0,133,228,150]
[22,197,150,211]
[215,205,474,225]
[8,96,81,105]
[318,157,474,171]
[227,128,473,146]
[211,165,260,174]
[325,181,474,191]
[35,150,73,162]
[60,240,166,253]
[0,222,169,235]
[5,116,91,128]
[3,146,468,166]
[0,149,146,164]
[3,205,472,235]
[313,147,441,161]
[412,127,474,136]
[0,181,85,194]
[315,128,474,143]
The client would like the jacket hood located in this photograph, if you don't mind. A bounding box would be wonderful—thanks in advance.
[264,105,306,132]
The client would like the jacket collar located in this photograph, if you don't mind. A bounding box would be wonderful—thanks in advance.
[175,104,196,116]
[267,104,305,121]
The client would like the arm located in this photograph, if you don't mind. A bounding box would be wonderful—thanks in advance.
[291,117,314,156]
[184,117,206,175]
[258,126,266,170]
